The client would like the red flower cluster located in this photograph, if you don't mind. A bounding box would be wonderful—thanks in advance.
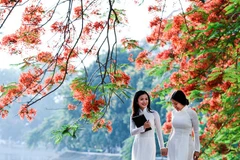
[18,104,37,122]
[109,70,130,87]
[70,81,105,115]
[0,0,22,5]
[37,52,53,63]
[68,104,77,110]
[135,50,152,70]
[0,109,8,119]
[74,6,83,18]
[70,79,113,132]
[121,38,139,50]
[23,5,44,25]
[92,118,112,133]
[162,111,172,134]
[1,34,18,46]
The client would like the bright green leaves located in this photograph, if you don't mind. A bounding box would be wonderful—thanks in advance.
[144,1,239,158]
[188,90,203,100]
[224,66,240,83]
[207,67,223,82]
[164,21,173,32]
[225,0,240,15]
[52,124,79,144]
[147,59,172,77]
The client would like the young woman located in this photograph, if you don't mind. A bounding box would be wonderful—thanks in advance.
[167,90,200,160]
[130,90,167,160]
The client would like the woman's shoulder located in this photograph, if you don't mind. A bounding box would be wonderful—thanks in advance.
[186,107,197,112]
[186,107,198,117]
[150,109,157,112]
[150,109,160,115]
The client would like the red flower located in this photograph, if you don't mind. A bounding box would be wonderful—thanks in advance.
[110,70,130,87]
[68,104,77,110]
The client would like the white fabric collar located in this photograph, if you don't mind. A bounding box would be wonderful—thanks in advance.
[174,106,188,112]
[139,107,147,113]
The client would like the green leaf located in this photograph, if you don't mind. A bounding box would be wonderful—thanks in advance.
[224,3,236,15]
[1,83,18,96]
[226,8,235,15]
[207,71,222,82]
[164,21,173,31]
[189,90,203,99]
[207,22,225,30]
[147,59,172,77]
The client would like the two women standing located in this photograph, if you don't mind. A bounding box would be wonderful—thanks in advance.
[130,90,200,160]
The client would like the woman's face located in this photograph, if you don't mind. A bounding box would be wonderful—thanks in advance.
[171,99,184,111]
[137,94,149,110]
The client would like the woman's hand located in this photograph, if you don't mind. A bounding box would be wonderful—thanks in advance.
[193,151,200,160]
[160,148,168,156]
[143,120,151,129]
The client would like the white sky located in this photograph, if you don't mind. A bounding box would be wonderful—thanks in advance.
[0,0,189,69]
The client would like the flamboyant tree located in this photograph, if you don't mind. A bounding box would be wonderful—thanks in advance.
[127,0,239,159]
[0,0,239,159]
[0,0,131,133]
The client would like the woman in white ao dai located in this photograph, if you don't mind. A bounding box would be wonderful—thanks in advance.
[130,90,167,160]
[167,90,200,160]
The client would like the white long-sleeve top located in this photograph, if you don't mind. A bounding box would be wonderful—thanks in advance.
[167,106,200,158]
[130,108,165,149]
[187,107,201,152]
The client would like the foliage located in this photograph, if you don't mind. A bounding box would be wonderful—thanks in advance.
[0,0,239,159]
[0,0,131,131]
[24,50,133,152]
[0,69,61,142]
[52,123,79,144]
[25,50,168,155]
[128,0,239,159]
[121,136,134,160]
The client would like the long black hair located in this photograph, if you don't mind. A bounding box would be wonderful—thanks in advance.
[171,90,189,106]
[131,90,152,117]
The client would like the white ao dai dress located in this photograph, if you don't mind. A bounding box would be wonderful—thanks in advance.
[167,107,200,160]
[130,108,165,160]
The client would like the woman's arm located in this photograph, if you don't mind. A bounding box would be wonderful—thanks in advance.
[130,116,145,135]
[153,111,165,148]
[189,109,200,152]
[166,130,172,148]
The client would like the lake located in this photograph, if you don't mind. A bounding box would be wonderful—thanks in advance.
[0,143,167,160]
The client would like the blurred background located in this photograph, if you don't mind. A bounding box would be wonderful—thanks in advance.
[0,49,169,160]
